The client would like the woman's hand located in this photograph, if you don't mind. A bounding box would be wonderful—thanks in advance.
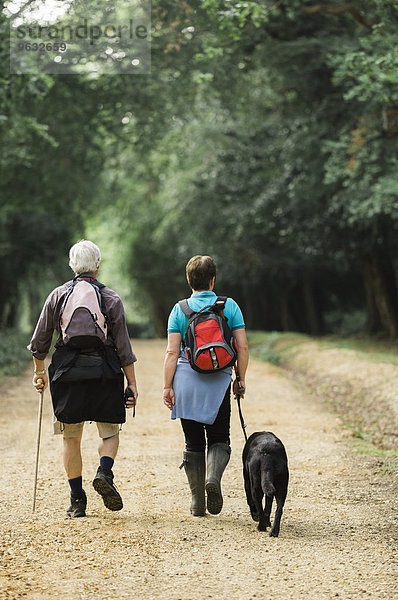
[163,387,175,410]
[163,332,180,410]
[233,377,245,399]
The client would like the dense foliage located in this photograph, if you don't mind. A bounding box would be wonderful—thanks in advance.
[1,1,398,338]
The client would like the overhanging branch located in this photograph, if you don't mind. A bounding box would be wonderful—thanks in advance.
[301,4,374,30]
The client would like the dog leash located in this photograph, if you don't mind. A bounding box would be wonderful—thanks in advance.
[234,366,248,442]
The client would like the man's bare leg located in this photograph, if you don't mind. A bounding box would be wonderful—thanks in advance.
[98,433,119,460]
[63,436,83,478]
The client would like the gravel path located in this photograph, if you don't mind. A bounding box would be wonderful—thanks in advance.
[0,339,397,600]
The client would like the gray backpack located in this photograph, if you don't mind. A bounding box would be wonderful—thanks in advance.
[59,277,108,350]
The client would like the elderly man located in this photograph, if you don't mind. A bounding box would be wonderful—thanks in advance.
[28,240,138,518]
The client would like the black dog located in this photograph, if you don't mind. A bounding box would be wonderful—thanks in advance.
[243,431,289,537]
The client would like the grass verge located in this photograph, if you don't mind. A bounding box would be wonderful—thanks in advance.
[247,331,307,365]
[248,330,398,475]
[247,331,398,365]
[347,437,398,476]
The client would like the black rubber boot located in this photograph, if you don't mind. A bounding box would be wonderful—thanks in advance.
[182,451,206,516]
[205,443,231,515]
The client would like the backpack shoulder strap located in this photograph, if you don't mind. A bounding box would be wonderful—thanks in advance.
[214,296,227,319]
[178,299,195,318]
[58,281,77,333]
[90,280,107,313]
[59,281,76,313]
[90,279,105,290]
[216,296,227,305]
[91,283,112,339]
[73,275,105,289]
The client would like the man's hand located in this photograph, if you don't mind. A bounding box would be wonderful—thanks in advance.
[125,383,138,408]
[33,373,48,392]
[163,387,175,410]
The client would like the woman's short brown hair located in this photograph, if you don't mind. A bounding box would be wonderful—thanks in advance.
[186,255,217,291]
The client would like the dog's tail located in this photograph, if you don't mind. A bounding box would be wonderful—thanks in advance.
[260,454,276,497]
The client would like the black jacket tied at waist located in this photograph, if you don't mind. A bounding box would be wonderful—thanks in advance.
[49,346,125,424]
[50,345,122,383]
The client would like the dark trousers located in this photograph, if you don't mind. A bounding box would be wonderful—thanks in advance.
[180,385,231,453]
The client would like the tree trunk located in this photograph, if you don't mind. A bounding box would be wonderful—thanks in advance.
[280,289,294,331]
[361,252,398,339]
[5,298,18,328]
[278,277,297,332]
[301,273,322,335]
[361,259,381,333]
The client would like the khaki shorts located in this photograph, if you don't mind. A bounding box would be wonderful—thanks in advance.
[53,418,120,439]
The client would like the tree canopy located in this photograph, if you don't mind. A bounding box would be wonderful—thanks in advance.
[1,0,398,338]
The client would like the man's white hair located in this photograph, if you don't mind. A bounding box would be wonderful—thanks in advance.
[69,240,101,275]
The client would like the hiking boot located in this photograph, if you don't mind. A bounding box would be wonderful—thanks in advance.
[66,491,87,518]
[205,443,231,515]
[181,451,206,516]
[92,466,123,511]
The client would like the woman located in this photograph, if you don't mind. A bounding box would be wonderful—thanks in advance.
[163,255,249,516]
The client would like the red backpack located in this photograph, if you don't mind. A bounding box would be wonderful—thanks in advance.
[179,296,238,374]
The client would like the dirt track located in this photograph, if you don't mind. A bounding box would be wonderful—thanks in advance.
[0,339,397,600]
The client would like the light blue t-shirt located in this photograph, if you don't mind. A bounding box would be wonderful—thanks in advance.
[167,291,245,339]
[167,291,245,424]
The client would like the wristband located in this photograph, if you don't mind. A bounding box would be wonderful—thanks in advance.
[34,369,46,375]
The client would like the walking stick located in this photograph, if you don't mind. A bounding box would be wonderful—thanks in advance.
[234,366,248,442]
[32,378,44,513]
